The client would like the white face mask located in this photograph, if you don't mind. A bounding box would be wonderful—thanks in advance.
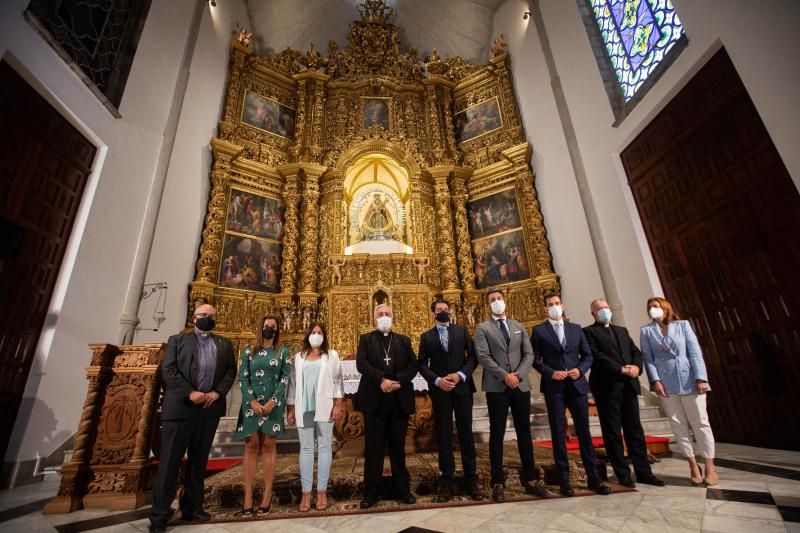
[490,299,506,316]
[308,333,324,348]
[547,304,563,320]
[649,307,664,321]
[376,315,393,332]
[597,308,612,323]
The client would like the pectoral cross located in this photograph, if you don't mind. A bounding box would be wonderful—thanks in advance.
[383,354,392,366]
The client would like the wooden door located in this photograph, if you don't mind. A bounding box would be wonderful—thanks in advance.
[0,61,96,463]
[622,49,800,449]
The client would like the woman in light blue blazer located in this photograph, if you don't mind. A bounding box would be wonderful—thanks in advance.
[640,297,718,486]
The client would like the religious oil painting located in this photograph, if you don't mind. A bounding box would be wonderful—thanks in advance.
[454,96,503,144]
[471,229,530,289]
[226,188,285,241]
[362,97,390,130]
[467,188,522,239]
[241,90,296,140]
[219,234,282,293]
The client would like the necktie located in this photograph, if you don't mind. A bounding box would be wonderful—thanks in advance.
[439,326,449,352]
[498,319,510,345]
[555,322,566,348]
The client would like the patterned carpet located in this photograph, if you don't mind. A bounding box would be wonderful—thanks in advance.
[194,442,635,524]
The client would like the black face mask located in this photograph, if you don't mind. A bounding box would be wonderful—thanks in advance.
[195,316,216,332]
[262,326,276,340]
[435,311,450,323]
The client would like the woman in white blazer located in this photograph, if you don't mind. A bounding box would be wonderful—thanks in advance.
[640,297,718,486]
[286,323,344,511]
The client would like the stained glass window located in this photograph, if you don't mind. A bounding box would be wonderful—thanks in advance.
[589,0,685,101]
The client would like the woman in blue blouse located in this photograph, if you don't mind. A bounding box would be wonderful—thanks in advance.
[640,297,718,486]
[235,315,292,514]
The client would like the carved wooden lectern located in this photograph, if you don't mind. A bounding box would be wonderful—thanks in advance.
[44,343,164,513]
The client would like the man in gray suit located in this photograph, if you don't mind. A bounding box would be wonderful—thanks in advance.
[474,288,551,502]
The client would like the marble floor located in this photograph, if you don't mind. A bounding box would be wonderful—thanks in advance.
[1,442,798,533]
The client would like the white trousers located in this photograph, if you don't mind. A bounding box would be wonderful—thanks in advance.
[660,393,715,459]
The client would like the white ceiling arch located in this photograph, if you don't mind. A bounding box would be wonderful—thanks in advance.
[246,0,506,65]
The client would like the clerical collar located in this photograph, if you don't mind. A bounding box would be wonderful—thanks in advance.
[382,331,389,336]
[194,328,210,337]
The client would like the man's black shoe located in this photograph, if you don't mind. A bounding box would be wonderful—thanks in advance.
[559,482,575,497]
[524,481,553,498]
[468,485,485,501]
[399,493,417,505]
[359,498,377,509]
[588,481,612,495]
[637,474,666,487]
[148,525,166,533]
[181,510,211,522]
[436,486,452,503]
[492,483,505,502]
[618,476,637,488]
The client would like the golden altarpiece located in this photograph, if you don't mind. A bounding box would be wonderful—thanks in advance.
[189,1,560,448]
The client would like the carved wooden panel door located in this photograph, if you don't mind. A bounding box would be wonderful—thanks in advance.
[622,49,800,449]
[0,62,96,463]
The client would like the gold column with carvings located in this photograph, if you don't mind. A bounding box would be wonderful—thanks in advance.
[450,170,475,290]
[278,168,301,295]
[429,167,460,292]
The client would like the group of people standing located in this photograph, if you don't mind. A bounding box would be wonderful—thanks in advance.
[148,290,718,532]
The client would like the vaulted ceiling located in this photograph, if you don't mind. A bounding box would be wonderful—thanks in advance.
[245,0,506,65]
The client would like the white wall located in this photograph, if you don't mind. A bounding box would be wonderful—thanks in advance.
[493,0,800,327]
[136,3,253,344]
[492,0,605,326]
[0,0,248,480]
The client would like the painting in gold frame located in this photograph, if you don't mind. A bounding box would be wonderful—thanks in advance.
[454,96,503,144]
[241,89,296,140]
[362,97,391,131]
[467,188,521,239]
[471,229,530,289]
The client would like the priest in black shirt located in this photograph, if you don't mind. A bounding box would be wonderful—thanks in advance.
[355,303,419,509]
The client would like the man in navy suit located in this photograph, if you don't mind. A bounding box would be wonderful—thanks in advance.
[418,299,483,502]
[532,292,611,497]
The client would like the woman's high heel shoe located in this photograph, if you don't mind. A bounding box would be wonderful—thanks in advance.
[256,499,272,515]
[240,506,255,516]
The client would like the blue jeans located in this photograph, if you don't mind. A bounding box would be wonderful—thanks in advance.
[298,411,334,492]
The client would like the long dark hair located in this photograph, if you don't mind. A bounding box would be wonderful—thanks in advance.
[302,322,329,354]
[254,315,280,349]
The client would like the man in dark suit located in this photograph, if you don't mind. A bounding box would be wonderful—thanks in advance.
[418,298,483,502]
[474,287,552,502]
[149,304,236,533]
[583,298,665,488]
[532,292,611,497]
[355,303,419,509]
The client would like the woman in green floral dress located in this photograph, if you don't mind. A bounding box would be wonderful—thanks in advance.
[236,315,292,515]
